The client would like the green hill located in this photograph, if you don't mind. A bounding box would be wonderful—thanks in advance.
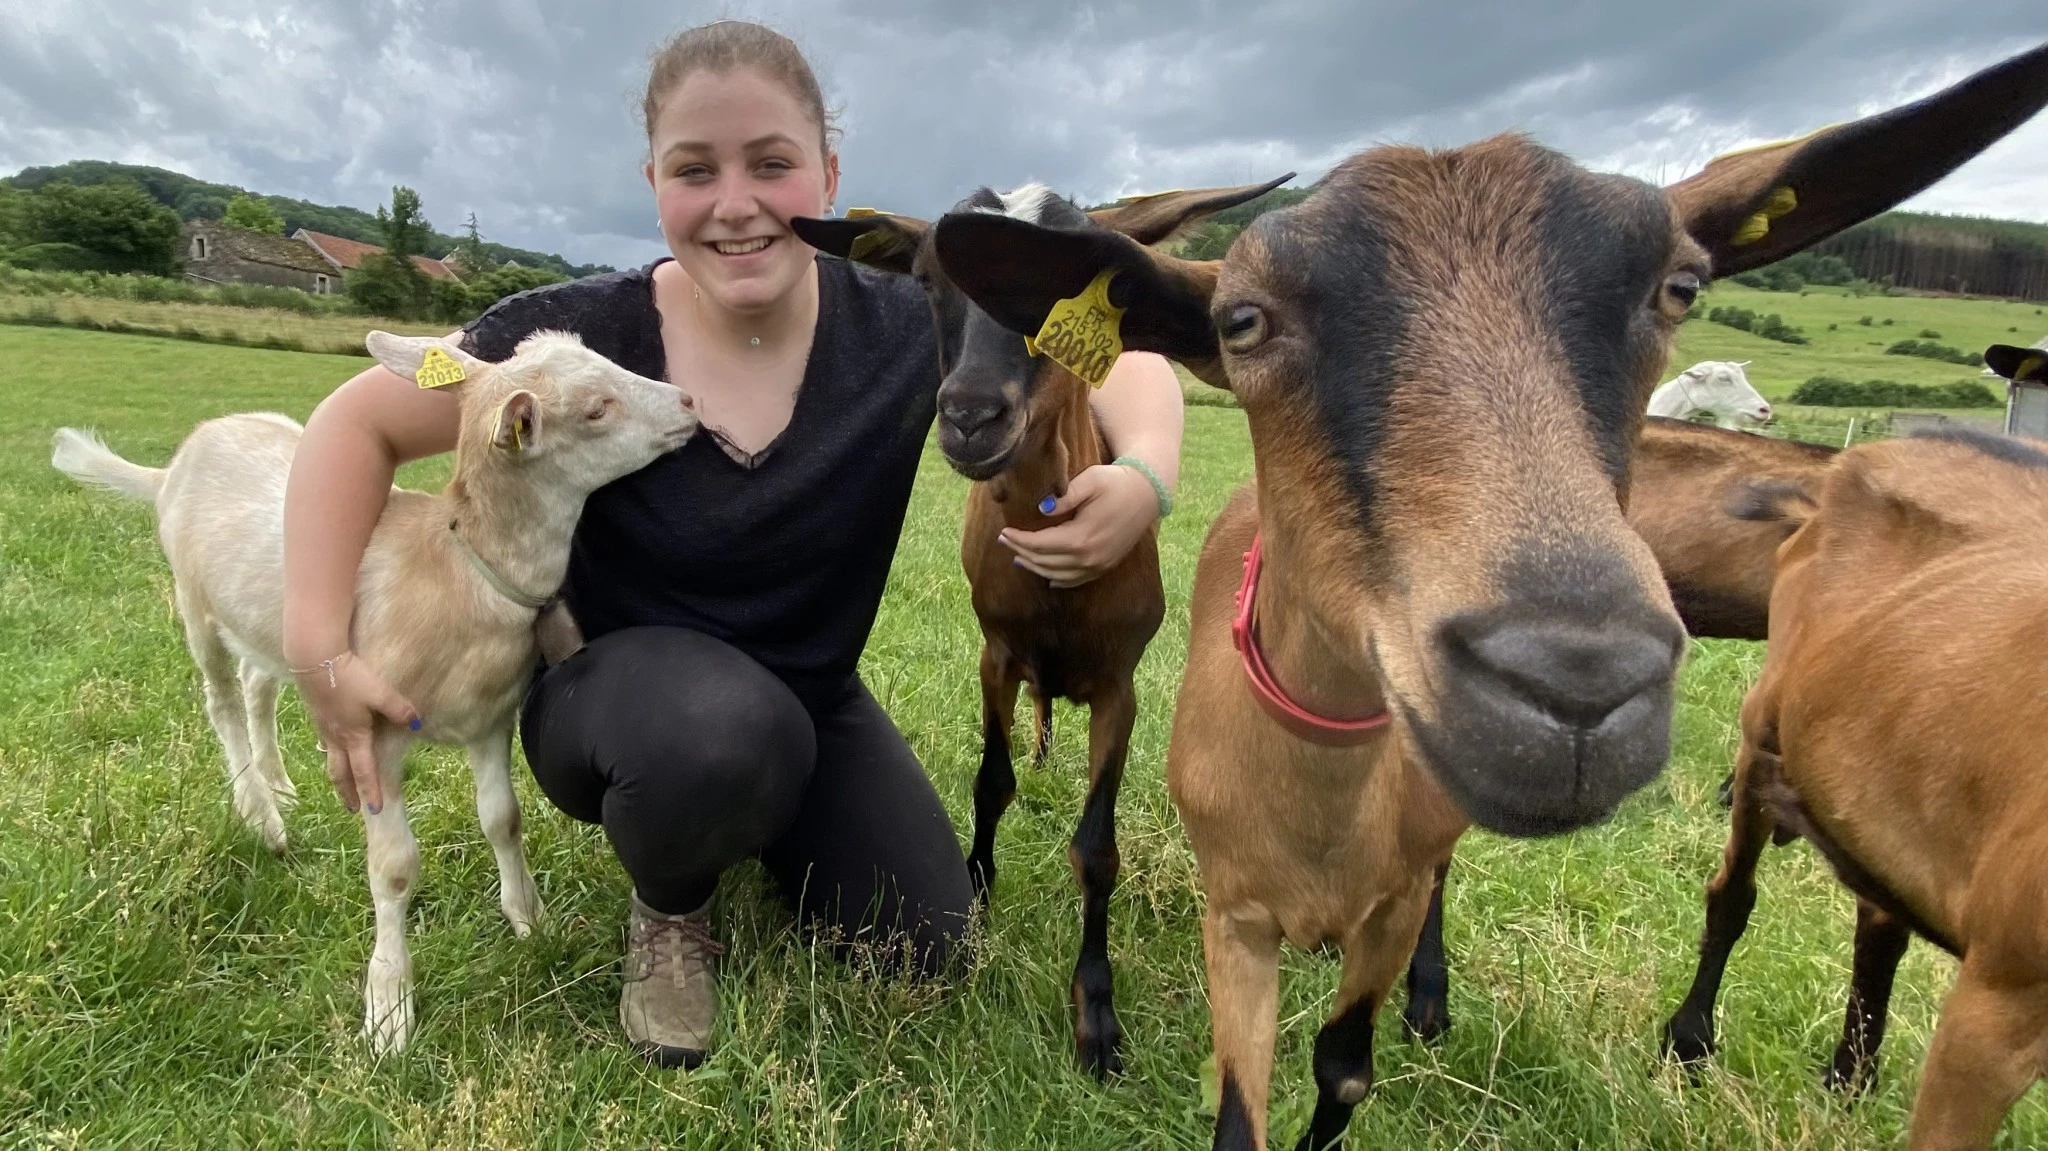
[3,161,612,278]
[1672,281,2043,399]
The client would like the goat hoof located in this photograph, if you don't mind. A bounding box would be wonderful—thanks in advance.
[362,987,415,1055]
[967,857,995,906]
[1076,1012,1124,1080]
[1660,1016,1716,1069]
[1822,1051,1878,1096]
[502,884,544,937]
[1401,1000,1451,1045]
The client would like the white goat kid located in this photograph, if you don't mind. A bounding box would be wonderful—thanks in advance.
[52,330,696,1053]
[1646,360,1772,429]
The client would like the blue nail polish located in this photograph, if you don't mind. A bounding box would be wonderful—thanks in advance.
[1038,496,1057,514]
[367,803,381,816]
[409,717,421,732]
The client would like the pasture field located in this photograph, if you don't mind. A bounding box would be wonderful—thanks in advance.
[2,325,2041,1149]
[0,292,449,357]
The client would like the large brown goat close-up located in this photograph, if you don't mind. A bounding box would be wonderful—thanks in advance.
[1399,416,1843,1042]
[932,41,2048,1151]
[1662,426,2048,1150]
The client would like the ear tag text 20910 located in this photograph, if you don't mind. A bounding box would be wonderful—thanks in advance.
[416,346,468,389]
[1030,268,1124,387]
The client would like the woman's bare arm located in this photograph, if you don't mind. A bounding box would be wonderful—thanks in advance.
[282,359,461,812]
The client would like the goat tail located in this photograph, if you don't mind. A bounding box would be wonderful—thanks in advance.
[51,427,164,503]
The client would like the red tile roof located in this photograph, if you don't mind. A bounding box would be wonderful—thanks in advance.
[294,229,460,281]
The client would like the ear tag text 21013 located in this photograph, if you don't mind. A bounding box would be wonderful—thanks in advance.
[1029,268,1124,388]
[415,346,468,389]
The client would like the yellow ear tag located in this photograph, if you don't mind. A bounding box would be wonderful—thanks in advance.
[1730,185,1798,247]
[2019,353,2047,380]
[842,206,886,218]
[1030,268,1124,387]
[493,393,525,451]
[848,230,894,263]
[415,345,467,389]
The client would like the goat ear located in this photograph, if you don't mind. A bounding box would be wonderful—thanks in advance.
[492,390,540,453]
[933,211,1227,384]
[1085,173,1296,246]
[1986,344,2048,383]
[366,331,487,388]
[790,214,927,275]
[1668,40,2048,279]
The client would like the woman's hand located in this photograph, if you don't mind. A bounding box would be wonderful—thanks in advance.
[999,463,1161,588]
[294,652,420,815]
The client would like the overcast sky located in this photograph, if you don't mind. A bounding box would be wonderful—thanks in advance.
[3,1,2044,270]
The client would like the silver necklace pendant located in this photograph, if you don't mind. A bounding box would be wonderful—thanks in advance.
[749,337,761,347]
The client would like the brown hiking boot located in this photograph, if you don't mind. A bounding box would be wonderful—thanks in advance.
[619,891,721,1068]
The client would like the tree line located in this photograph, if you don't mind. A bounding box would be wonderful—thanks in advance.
[1815,211,2048,302]
[1,175,576,323]
[3,161,611,279]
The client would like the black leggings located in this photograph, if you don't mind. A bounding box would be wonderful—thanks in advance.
[520,626,973,977]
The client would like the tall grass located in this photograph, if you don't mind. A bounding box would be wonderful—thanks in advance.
[2,327,2042,1148]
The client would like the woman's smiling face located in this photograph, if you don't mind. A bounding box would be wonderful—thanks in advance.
[645,66,839,313]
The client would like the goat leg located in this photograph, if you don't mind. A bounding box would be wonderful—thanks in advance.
[966,644,1022,904]
[1070,683,1135,1079]
[1663,740,1779,1068]
[238,661,295,810]
[1823,899,1912,1094]
[362,726,421,1053]
[176,593,287,855]
[1906,956,2046,1151]
[468,726,542,937]
[1296,888,1432,1151]
[1400,859,1453,1044]
[1205,905,1282,1151]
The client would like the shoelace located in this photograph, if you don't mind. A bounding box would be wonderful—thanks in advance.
[633,915,726,980]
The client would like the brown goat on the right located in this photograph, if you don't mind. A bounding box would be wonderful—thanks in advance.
[1401,416,1839,1042]
[1663,424,2048,1150]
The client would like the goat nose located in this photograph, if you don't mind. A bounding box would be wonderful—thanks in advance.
[1451,617,1676,728]
[940,397,1006,438]
[679,391,696,412]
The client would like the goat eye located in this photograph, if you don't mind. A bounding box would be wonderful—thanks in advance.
[1664,271,1701,309]
[1220,304,1268,351]
[586,400,609,421]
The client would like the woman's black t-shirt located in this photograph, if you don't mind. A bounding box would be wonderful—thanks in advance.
[460,255,940,697]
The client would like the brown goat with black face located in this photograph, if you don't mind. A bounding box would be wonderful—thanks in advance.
[937,41,2048,1151]
[793,176,1287,1077]
[1403,416,1840,1041]
[1663,422,2048,1150]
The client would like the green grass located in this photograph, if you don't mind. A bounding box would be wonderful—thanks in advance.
[1675,282,2044,399]
[3,326,2042,1148]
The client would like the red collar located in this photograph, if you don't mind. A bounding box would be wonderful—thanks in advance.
[1230,532,1392,745]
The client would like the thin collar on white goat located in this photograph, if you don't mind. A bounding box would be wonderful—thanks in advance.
[447,519,552,611]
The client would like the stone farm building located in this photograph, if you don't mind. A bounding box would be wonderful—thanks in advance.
[181,221,461,295]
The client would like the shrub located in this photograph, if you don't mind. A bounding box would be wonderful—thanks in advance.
[1790,376,2001,408]
[1919,329,1943,339]
[1885,339,1983,366]
[1883,318,1895,325]
[1859,316,1874,326]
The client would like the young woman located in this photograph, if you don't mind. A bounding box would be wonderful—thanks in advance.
[279,21,1185,1069]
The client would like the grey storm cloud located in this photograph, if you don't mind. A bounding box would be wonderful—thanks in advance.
[1,0,2044,269]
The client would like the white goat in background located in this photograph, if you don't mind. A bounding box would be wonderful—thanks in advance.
[1647,360,1773,429]
[52,330,696,1053]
